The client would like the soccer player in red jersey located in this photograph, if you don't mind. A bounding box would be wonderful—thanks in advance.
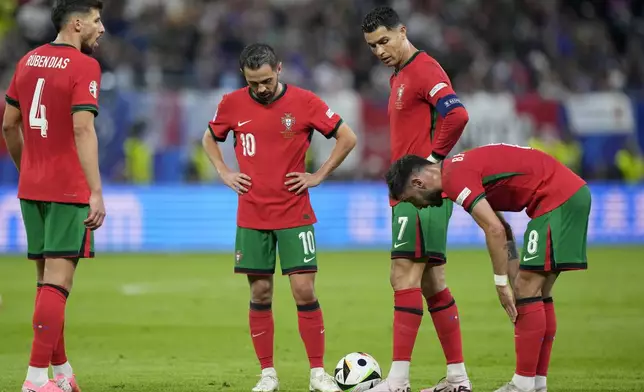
[361,6,471,392]
[202,43,357,392]
[386,144,591,392]
[2,1,106,391]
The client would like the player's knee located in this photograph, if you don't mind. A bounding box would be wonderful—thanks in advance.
[421,265,446,298]
[289,273,316,305]
[390,259,423,291]
[513,271,543,299]
[249,277,273,304]
[42,258,77,291]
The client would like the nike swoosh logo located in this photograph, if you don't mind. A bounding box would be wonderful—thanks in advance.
[434,388,446,392]
[237,120,252,127]
[393,241,408,248]
[523,255,539,261]
[320,329,325,334]
[303,256,315,263]
[252,331,266,338]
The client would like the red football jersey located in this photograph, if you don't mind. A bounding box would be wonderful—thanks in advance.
[441,144,587,218]
[389,51,461,206]
[5,43,101,204]
[208,84,342,230]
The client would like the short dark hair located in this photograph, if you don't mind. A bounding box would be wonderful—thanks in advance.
[385,154,431,200]
[239,43,279,71]
[51,0,103,33]
[362,6,402,33]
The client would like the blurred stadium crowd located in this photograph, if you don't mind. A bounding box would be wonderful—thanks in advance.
[1,0,643,183]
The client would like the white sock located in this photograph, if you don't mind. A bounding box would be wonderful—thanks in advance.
[261,367,277,377]
[387,361,410,383]
[446,362,468,383]
[511,374,535,391]
[310,367,325,378]
[535,375,547,390]
[26,366,49,387]
[53,361,74,378]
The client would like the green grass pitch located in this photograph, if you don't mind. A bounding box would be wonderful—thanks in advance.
[1,247,643,391]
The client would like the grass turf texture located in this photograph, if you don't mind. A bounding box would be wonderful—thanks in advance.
[0,248,643,391]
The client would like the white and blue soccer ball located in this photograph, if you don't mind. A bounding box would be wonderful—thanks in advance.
[334,352,382,392]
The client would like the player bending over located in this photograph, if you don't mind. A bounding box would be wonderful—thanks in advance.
[2,1,106,391]
[361,6,471,392]
[202,43,357,392]
[385,143,591,392]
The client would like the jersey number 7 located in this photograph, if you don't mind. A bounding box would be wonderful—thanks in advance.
[29,78,48,138]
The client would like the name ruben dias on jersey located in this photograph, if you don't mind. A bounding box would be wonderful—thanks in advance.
[25,54,70,69]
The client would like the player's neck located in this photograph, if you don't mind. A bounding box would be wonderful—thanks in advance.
[52,32,81,51]
[396,42,419,71]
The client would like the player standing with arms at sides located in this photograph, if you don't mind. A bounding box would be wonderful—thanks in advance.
[386,143,591,392]
[361,6,471,392]
[202,43,357,392]
[2,1,106,391]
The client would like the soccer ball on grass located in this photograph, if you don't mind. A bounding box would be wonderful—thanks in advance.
[334,352,382,392]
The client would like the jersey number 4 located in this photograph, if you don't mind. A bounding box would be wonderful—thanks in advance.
[29,78,48,138]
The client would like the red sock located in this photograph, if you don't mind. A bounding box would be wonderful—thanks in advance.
[514,298,546,377]
[29,284,68,368]
[297,301,325,368]
[51,321,67,366]
[536,298,557,377]
[249,303,274,369]
[393,288,423,361]
[427,288,464,364]
[35,283,42,308]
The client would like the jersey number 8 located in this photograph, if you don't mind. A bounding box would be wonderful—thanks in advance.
[29,78,48,138]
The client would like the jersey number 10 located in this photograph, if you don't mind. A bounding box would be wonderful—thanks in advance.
[239,133,256,156]
[29,78,48,138]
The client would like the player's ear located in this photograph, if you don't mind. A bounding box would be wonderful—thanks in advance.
[73,17,83,33]
[276,62,282,75]
[399,25,407,39]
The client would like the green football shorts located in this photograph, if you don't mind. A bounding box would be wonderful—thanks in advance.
[20,199,94,260]
[234,225,318,275]
[390,199,453,264]
[520,185,591,272]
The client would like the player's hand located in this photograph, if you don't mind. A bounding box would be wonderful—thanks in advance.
[85,191,106,230]
[221,171,251,195]
[284,172,322,194]
[496,284,518,323]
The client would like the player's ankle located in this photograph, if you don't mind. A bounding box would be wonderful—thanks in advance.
[446,362,468,382]
[52,361,73,378]
[535,375,547,390]
[512,374,535,391]
[26,366,49,387]
[261,367,277,377]
[387,361,410,381]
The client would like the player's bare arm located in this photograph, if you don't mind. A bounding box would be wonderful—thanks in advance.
[285,122,357,194]
[201,129,251,195]
[470,199,518,322]
[1,103,23,170]
[73,110,105,230]
[496,211,520,287]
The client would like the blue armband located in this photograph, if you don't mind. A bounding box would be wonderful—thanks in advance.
[436,94,464,117]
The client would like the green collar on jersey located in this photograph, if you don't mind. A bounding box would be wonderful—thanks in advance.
[395,50,424,75]
[248,83,288,105]
[49,42,77,49]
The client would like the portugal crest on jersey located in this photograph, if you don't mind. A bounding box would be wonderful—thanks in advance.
[281,113,296,138]
[395,84,405,110]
